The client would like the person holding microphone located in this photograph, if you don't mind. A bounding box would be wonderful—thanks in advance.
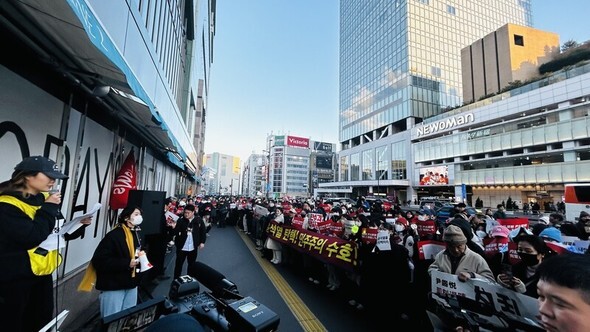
[0,156,69,332]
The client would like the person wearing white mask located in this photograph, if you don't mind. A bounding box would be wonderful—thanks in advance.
[89,206,146,318]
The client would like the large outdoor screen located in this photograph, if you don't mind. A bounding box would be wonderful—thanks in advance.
[316,155,332,169]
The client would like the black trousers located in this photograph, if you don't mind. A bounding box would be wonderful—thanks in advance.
[0,274,53,332]
[174,249,198,279]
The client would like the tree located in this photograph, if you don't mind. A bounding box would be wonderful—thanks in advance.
[562,39,579,52]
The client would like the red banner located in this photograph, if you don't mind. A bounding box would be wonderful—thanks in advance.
[266,221,359,271]
[291,216,304,229]
[417,219,437,238]
[308,213,324,230]
[109,150,137,210]
[498,218,529,230]
[361,227,378,245]
[328,221,344,237]
[483,237,510,257]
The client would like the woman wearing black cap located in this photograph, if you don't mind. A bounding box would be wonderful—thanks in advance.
[0,156,69,332]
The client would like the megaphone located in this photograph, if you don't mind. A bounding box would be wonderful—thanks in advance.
[138,254,153,272]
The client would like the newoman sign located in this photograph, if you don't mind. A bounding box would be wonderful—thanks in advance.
[417,113,475,137]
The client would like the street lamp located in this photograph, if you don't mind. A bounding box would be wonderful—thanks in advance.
[376,169,386,196]
[263,149,271,199]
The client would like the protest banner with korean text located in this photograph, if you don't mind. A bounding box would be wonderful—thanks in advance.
[266,221,359,271]
[430,270,542,331]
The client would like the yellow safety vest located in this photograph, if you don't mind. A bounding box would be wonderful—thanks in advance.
[0,194,62,276]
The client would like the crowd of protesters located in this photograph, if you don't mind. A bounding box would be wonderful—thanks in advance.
[160,193,590,329]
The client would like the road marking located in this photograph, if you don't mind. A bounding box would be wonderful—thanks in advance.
[236,228,327,332]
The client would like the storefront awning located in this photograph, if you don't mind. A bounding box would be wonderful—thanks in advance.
[1,0,190,171]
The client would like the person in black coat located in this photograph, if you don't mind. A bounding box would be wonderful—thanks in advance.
[0,156,72,331]
[168,204,207,279]
[561,211,590,240]
[92,206,145,318]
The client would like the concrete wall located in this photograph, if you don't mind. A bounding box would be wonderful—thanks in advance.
[0,65,181,328]
[462,23,560,102]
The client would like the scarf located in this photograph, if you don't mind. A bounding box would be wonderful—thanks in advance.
[78,224,135,292]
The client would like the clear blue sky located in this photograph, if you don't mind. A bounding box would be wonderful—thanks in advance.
[205,0,590,164]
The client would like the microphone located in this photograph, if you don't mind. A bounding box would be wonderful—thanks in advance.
[188,262,240,299]
[49,186,65,220]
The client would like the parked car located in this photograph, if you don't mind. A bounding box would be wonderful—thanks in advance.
[324,197,356,207]
[419,200,449,211]
[436,204,478,224]
[364,196,396,212]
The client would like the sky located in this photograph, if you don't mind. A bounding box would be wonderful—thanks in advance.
[204,0,590,164]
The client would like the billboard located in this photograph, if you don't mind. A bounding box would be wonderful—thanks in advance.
[286,135,309,148]
[419,165,449,186]
[274,135,285,146]
[313,141,333,152]
[316,155,333,169]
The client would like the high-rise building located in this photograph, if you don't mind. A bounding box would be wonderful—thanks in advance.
[203,152,241,195]
[242,154,266,197]
[329,0,532,201]
[461,23,559,103]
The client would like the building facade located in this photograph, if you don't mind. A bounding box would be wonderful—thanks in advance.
[241,153,266,197]
[462,23,560,103]
[412,63,590,208]
[257,135,337,199]
[0,0,215,326]
[325,0,532,201]
[203,152,241,196]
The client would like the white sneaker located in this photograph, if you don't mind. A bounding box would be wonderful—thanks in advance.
[167,241,174,247]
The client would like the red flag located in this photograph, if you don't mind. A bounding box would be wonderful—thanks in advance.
[109,150,137,210]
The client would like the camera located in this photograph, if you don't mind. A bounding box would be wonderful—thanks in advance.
[164,262,280,332]
[100,263,280,332]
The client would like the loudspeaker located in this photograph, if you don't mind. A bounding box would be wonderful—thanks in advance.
[138,254,153,272]
[127,190,166,235]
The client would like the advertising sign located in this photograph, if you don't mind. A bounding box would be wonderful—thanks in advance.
[419,165,449,186]
[313,141,333,152]
[286,135,309,148]
[274,135,285,146]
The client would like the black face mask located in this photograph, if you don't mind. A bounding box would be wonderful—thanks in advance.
[518,252,539,266]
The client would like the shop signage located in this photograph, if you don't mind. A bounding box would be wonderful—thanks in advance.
[417,113,475,137]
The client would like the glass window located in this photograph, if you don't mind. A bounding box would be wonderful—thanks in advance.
[362,149,374,180]
[350,153,360,181]
[376,145,389,180]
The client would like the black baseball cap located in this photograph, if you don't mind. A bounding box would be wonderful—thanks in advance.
[14,156,68,179]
